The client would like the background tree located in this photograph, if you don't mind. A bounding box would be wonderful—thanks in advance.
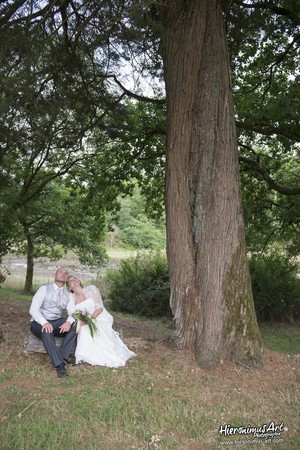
[9,180,107,293]
[0,1,126,285]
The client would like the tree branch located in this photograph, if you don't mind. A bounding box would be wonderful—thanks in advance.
[234,1,300,25]
[0,1,60,28]
[0,0,27,26]
[109,75,165,105]
[236,121,300,143]
[239,156,300,195]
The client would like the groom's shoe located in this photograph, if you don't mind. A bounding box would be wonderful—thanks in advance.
[57,363,68,378]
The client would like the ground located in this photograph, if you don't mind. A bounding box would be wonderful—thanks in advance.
[0,256,300,449]
[0,283,299,393]
[1,255,299,382]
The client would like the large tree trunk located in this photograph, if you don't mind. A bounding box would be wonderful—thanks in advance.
[162,0,262,369]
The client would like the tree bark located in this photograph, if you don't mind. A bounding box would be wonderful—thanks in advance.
[24,230,34,293]
[162,0,262,369]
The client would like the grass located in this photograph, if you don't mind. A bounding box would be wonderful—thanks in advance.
[2,273,58,292]
[260,323,300,354]
[0,286,32,302]
[1,349,299,449]
[1,368,210,449]
[0,287,299,449]
[107,247,137,260]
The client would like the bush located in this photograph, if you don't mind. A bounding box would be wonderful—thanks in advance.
[119,217,166,250]
[105,252,172,318]
[103,250,300,322]
[249,253,300,322]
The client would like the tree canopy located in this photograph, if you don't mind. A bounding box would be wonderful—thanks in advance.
[1,1,298,257]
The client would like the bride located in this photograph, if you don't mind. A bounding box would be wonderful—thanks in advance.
[67,275,135,368]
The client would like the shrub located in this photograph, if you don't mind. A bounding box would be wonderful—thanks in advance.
[119,217,166,250]
[105,252,172,318]
[249,253,300,322]
[103,250,300,322]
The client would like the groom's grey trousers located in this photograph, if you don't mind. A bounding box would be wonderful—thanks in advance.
[30,319,77,367]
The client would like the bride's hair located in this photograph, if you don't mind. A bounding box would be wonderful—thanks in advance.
[67,275,84,292]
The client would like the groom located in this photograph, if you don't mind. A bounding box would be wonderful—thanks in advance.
[29,268,77,378]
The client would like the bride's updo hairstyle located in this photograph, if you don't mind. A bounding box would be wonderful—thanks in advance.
[67,275,84,293]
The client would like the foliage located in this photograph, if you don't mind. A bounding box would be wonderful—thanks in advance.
[249,252,300,322]
[8,181,99,257]
[115,186,166,250]
[228,1,300,254]
[118,216,165,250]
[83,100,166,219]
[106,249,300,323]
[0,2,152,268]
[0,175,108,290]
[1,0,299,261]
[242,163,300,256]
[0,4,166,279]
[106,252,172,318]
[0,17,112,286]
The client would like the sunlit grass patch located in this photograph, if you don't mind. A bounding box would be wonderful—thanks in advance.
[0,287,32,302]
[260,323,300,354]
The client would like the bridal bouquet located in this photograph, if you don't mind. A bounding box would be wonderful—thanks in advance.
[72,310,97,337]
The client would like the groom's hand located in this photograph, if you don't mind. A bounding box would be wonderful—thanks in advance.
[42,322,53,333]
[59,321,71,333]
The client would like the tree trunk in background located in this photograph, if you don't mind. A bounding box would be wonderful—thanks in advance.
[162,0,262,369]
[24,231,34,293]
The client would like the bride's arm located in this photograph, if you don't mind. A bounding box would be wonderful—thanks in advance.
[92,306,103,319]
[85,285,104,318]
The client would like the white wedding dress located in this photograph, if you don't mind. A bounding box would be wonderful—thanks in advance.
[67,285,135,368]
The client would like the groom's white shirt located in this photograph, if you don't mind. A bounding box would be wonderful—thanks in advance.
[29,283,74,326]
